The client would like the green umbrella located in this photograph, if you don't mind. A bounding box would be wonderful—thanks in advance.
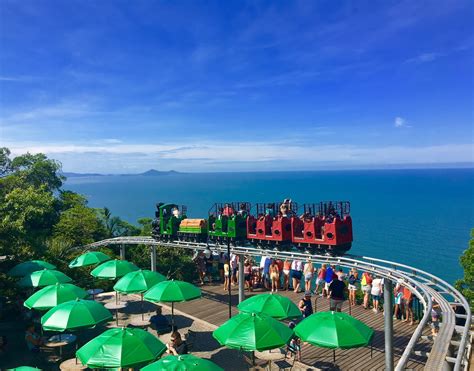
[141,355,224,371]
[114,269,166,293]
[213,312,293,352]
[18,269,72,288]
[237,293,302,320]
[8,260,56,277]
[24,283,88,310]
[69,251,111,268]
[144,280,201,326]
[7,367,42,371]
[90,259,139,279]
[76,327,166,368]
[295,311,374,363]
[114,269,167,320]
[41,299,112,331]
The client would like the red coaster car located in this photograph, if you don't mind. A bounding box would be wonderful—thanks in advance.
[247,201,298,245]
[291,202,352,254]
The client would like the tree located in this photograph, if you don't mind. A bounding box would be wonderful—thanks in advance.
[99,207,140,237]
[53,205,107,247]
[0,147,12,176]
[0,185,58,257]
[455,229,474,308]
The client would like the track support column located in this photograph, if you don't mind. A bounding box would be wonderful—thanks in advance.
[150,245,157,271]
[238,254,245,303]
[384,278,394,371]
[120,244,126,260]
[227,239,232,319]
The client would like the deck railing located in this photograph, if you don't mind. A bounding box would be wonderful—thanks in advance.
[80,237,472,371]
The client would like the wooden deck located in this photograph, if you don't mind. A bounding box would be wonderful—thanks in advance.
[173,283,432,370]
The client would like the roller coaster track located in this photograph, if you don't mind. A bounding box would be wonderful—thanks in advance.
[81,237,472,371]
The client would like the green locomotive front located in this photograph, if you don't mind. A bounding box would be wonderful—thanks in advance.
[152,203,187,240]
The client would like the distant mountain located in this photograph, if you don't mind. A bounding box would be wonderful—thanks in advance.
[62,169,180,177]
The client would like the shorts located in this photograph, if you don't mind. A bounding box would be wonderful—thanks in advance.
[430,320,439,330]
[362,285,371,293]
[316,277,324,285]
[206,265,213,273]
[283,269,290,276]
[348,284,357,291]
[244,274,251,281]
[371,294,380,301]
[304,273,313,281]
[232,267,238,276]
[218,263,224,270]
[395,293,403,305]
[292,270,302,280]
[270,273,279,280]
[330,298,344,311]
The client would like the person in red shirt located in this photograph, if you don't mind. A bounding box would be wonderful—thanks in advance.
[222,204,235,217]
[403,286,414,325]
[275,259,284,289]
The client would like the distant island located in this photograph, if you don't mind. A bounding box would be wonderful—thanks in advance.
[62,169,180,177]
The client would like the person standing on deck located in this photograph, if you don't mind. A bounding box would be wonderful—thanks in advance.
[291,259,303,293]
[371,276,384,313]
[316,264,327,296]
[270,260,280,292]
[348,269,359,306]
[303,259,314,293]
[329,274,346,312]
[298,292,313,318]
[403,285,414,325]
[282,259,292,291]
[361,271,373,309]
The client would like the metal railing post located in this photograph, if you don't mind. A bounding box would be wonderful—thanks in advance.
[384,279,394,371]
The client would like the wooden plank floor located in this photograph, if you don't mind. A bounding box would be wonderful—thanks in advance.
[173,283,432,370]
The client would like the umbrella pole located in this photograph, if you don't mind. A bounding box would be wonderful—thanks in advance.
[227,238,232,319]
[333,349,336,365]
[141,293,144,321]
[172,302,175,329]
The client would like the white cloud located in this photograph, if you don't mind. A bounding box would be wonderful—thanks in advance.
[405,52,444,64]
[394,116,411,128]
[5,140,473,173]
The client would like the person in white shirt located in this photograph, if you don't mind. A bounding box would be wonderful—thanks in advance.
[370,276,384,313]
[230,254,239,285]
[291,260,303,293]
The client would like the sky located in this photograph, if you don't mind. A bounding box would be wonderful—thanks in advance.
[0,0,473,173]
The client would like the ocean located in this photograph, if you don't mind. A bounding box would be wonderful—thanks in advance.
[64,168,474,284]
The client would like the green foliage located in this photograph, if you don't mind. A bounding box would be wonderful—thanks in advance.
[0,185,58,257]
[53,206,108,247]
[0,147,196,307]
[455,228,474,308]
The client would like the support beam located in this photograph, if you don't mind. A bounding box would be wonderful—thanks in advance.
[120,244,126,260]
[384,279,394,371]
[227,239,232,319]
[238,254,245,303]
[150,246,157,272]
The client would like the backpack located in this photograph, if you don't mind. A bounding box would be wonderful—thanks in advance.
[362,273,372,286]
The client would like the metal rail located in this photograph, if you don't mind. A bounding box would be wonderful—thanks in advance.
[81,237,471,370]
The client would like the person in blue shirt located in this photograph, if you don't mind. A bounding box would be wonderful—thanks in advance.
[263,258,272,290]
[149,306,171,334]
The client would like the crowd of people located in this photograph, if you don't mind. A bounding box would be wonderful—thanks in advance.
[193,253,426,325]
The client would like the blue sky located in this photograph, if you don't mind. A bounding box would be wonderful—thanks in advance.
[1,0,473,172]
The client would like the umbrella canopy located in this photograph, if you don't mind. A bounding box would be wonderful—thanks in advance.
[24,283,88,310]
[295,311,374,349]
[91,259,139,279]
[7,367,42,371]
[237,293,302,320]
[114,269,166,294]
[8,260,56,277]
[76,327,166,368]
[213,312,293,352]
[141,355,223,371]
[18,269,72,288]
[69,251,111,268]
[144,280,201,303]
[41,299,112,331]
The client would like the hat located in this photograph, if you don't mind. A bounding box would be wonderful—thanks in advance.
[304,291,312,297]
[288,321,296,329]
